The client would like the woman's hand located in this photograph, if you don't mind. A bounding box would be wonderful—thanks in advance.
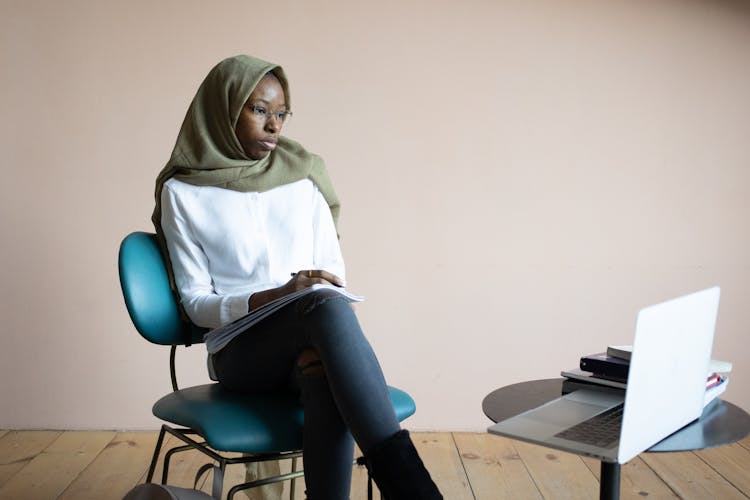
[248,270,344,312]
[287,269,345,291]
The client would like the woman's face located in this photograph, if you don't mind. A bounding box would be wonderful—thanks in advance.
[235,74,288,160]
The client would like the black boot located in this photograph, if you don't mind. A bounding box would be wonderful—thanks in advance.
[364,429,443,499]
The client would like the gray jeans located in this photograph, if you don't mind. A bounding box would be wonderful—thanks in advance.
[213,289,401,500]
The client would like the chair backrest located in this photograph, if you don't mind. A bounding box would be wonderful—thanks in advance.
[118,232,206,345]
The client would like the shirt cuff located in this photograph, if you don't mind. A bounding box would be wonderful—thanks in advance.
[221,293,254,324]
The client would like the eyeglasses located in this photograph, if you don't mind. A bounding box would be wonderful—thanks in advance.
[250,104,293,123]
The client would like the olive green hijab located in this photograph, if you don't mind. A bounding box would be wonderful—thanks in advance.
[152,54,340,240]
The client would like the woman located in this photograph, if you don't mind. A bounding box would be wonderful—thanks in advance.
[153,55,442,500]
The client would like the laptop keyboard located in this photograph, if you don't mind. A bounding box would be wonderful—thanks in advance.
[554,404,624,448]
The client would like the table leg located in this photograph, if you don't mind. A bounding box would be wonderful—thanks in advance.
[599,462,620,500]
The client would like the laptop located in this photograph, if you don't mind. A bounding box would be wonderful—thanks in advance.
[488,286,720,464]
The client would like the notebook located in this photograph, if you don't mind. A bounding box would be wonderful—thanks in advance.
[488,286,721,464]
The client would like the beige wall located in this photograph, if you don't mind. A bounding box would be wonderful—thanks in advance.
[1,0,749,431]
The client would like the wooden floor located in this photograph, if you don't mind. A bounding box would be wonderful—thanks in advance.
[0,430,749,499]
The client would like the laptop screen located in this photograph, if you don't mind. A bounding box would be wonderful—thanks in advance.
[618,287,720,463]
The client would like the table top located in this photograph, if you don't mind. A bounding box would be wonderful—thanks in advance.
[483,378,750,452]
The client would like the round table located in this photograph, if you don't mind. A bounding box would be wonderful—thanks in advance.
[482,379,750,499]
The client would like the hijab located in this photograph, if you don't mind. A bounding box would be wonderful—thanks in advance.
[152,54,340,239]
[151,55,341,335]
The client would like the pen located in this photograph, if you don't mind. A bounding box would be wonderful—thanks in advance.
[292,271,315,278]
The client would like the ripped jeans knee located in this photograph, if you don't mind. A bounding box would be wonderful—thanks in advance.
[296,348,325,377]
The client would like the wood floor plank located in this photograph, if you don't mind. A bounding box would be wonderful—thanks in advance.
[0,431,115,500]
[1,431,748,499]
[453,432,542,500]
[135,432,172,486]
[695,442,750,498]
[58,431,158,500]
[581,455,679,499]
[640,450,747,499]
[738,433,750,452]
[413,432,474,499]
[512,439,599,499]
[0,430,62,487]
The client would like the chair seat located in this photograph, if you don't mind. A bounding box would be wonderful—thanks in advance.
[153,384,416,453]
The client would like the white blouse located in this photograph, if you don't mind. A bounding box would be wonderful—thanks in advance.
[160,177,346,329]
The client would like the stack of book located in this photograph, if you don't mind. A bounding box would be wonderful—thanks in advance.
[561,344,731,407]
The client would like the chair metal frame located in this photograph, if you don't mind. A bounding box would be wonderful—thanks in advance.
[147,345,305,499]
[119,231,403,499]
[119,231,306,499]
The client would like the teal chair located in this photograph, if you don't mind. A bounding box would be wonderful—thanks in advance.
[118,231,416,499]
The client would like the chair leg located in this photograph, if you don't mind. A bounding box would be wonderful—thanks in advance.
[211,463,226,500]
[368,470,374,500]
[162,443,194,484]
[193,461,227,499]
[356,455,375,500]
[146,426,167,482]
[290,457,298,500]
[194,463,215,488]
